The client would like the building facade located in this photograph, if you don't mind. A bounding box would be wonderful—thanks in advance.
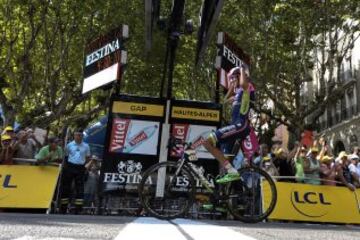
[302,31,360,154]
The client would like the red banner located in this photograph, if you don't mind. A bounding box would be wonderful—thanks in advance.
[109,118,130,152]
[170,124,190,157]
[241,127,259,160]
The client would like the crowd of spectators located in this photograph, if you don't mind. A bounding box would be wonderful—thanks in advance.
[0,126,65,165]
[1,123,359,216]
[0,126,101,213]
[255,138,360,191]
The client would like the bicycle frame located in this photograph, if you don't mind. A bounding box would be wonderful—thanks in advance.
[140,138,277,222]
[168,138,249,197]
[186,161,215,193]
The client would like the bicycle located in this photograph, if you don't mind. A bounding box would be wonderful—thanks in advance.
[138,138,277,223]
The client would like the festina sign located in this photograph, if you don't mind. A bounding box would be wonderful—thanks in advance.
[215,32,251,89]
[82,25,129,94]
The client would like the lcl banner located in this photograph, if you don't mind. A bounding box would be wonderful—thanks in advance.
[101,95,165,192]
[263,182,360,224]
[0,165,60,209]
[215,32,251,89]
[82,25,128,94]
[169,100,221,193]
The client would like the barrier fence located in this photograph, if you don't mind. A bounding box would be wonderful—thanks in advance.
[262,180,360,224]
[0,164,60,209]
[1,163,360,225]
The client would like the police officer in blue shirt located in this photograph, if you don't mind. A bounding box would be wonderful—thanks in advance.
[60,129,91,214]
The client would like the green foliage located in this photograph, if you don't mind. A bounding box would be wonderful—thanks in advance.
[0,0,358,136]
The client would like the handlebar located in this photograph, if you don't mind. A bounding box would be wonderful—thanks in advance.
[167,136,192,150]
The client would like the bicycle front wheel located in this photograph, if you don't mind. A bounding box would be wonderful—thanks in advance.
[138,161,196,220]
[226,166,277,223]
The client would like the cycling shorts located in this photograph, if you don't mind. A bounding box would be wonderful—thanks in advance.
[207,120,250,153]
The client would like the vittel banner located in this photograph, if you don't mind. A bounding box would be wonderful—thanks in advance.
[101,95,165,191]
[169,99,222,178]
[170,124,216,159]
[109,118,160,155]
[215,32,251,89]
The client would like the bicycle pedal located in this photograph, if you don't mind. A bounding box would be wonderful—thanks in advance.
[201,204,227,213]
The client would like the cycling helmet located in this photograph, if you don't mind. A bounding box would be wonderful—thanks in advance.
[227,64,250,82]
[227,67,241,81]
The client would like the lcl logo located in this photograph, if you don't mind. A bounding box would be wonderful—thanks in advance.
[293,191,331,205]
[0,174,17,188]
[291,191,331,218]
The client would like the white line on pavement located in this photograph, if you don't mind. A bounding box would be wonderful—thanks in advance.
[173,218,257,240]
[13,237,76,240]
[113,217,187,240]
[114,217,257,240]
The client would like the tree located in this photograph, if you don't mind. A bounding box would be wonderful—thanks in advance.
[0,0,358,139]
[213,0,360,139]
[0,0,147,129]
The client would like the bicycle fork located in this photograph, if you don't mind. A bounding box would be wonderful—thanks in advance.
[164,159,186,195]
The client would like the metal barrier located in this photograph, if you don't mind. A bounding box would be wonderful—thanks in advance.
[6,160,360,221]
[272,175,344,185]
[13,158,60,166]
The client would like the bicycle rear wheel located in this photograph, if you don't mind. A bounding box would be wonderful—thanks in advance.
[138,161,196,220]
[226,166,277,223]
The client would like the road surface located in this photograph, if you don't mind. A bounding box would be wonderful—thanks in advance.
[0,213,359,240]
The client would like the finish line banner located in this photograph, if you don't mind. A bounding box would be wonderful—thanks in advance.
[0,165,60,209]
[262,182,360,224]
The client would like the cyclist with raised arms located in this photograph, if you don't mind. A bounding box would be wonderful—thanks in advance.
[203,64,255,184]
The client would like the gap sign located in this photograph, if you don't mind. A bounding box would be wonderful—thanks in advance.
[82,25,128,94]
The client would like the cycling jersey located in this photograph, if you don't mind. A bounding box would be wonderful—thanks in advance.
[231,83,255,124]
[208,83,255,154]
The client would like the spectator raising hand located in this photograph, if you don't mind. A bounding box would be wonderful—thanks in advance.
[13,130,38,159]
[319,155,336,186]
[293,146,306,183]
[303,147,321,185]
[335,152,356,191]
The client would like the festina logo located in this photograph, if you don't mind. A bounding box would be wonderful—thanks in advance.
[222,45,244,67]
[171,176,215,188]
[85,39,120,66]
[103,172,152,185]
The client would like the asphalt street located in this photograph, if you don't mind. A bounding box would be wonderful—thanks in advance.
[0,213,359,240]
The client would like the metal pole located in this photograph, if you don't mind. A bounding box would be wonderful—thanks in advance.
[166,35,179,99]
[160,41,170,98]
[54,127,71,214]
[155,0,184,197]
[215,69,220,103]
